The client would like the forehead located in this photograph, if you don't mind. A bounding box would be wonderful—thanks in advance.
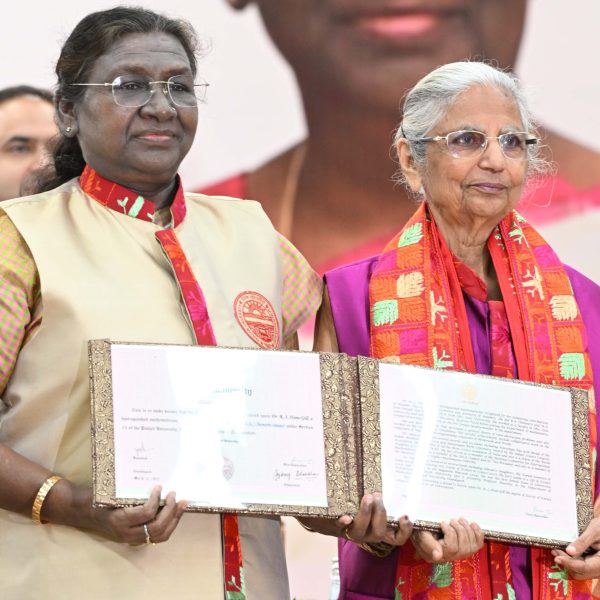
[88,32,192,80]
[0,96,56,137]
[436,85,523,132]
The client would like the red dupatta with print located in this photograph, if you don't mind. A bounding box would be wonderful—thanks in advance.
[368,202,597,599]
[80,165,246,600]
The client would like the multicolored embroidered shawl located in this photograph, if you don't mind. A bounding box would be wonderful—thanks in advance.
[80,165,246,599]
[369,202,597,599]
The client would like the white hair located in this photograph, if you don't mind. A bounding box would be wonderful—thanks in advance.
[394,61,549,180]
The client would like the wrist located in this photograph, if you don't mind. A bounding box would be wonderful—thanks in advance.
[41,478,92,529]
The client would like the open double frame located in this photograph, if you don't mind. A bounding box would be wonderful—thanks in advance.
[89,340,593,548]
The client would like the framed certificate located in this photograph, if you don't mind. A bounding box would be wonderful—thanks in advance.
[89,340,360,518]
[359,357,593,548]
[89,340,593,547]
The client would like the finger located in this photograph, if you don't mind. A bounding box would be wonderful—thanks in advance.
[348,494,374,540]
[565,519,600,557]
[366,493,389,541]
[555,553,600,580]
[153,500,188,543]
[471,522,484,550]
[144,491,177,540]
[122,486,163,527]
[391,515,413,546]
[455,518,479,555]
[413,531,443,563]
[440,520,458,557]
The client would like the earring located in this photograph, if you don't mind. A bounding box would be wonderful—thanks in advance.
[65,126,72,134]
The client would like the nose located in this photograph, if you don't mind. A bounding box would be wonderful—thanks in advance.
[141,83,176,119]
[478,137,505,170]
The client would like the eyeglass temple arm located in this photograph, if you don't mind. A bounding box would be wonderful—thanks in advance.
[69,83,112,87]
[409,136,444,142]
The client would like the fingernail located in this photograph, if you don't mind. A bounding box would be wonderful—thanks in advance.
[566,544,576,554]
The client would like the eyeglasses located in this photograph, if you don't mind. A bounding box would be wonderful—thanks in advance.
[69,74,209,108]
[415,130,538,160]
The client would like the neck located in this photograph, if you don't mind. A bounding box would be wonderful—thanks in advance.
[432,210,502,299]
[282,97,417,266]
[300,93,401,207]
[124,178,178,210]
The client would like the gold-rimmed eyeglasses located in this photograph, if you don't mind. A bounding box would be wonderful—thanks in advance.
[414,130,538,160]
[69,74,209,108]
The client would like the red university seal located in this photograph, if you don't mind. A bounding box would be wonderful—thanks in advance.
[234,291,280,349]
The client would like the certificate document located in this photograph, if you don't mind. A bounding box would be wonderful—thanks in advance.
[89,341,361,517]
[360,358,593,548]
[90,341,592,544]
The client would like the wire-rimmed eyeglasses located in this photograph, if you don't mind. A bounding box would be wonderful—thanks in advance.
[69,74,209,108]
[414,130,538,160]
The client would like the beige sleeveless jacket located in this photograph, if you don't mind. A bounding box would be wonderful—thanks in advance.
[0,179,290,600]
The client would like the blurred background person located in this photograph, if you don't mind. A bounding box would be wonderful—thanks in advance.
[207,0,600,281]
[0,85,57,201]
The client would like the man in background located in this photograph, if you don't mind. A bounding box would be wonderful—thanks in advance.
[0,86,57,201]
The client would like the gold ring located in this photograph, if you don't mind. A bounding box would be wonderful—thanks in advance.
[143,523,152,545]
[343,525,354,541]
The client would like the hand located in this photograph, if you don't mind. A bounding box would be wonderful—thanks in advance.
[412,518,484,563]
[64,485,187,545]
[298,493,412,546]
[552,517,600,579]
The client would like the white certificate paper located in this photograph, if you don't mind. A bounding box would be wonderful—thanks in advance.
[378,364,580,543]
[110,344,328,509]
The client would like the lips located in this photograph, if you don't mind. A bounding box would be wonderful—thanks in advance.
[357,13,440,37]
[470,182,508,193]
[136,130,177,143]
[331,2,469,44]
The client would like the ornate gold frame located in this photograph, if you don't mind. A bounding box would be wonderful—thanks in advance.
[358,356,593,548]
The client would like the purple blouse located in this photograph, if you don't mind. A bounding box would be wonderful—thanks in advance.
[324,257,600,600]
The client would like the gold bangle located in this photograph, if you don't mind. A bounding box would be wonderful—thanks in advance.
[31,475,62,524]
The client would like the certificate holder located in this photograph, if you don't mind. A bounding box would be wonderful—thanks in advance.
[358,357,594,548]
[89,340,361,518]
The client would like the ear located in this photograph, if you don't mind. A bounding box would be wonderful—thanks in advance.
[396,139,423,194]
[56,96,79,138]
[226,0,252,10]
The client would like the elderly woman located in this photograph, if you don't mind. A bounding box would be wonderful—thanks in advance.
[0,7,320,599]
[313,62,600,599]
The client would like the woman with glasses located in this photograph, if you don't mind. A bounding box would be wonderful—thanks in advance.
[0,6,320,599]
[310,62,600,599]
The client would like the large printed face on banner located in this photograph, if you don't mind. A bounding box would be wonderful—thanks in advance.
[245,0,527,114]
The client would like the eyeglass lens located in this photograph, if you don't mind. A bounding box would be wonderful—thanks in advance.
[446,131,528,159]
[111,75,207,108]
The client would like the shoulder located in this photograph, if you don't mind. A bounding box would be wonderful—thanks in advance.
[184,191,275,231]
[184,191,266,215]
[567,265,600,307]
[324,255,380,289]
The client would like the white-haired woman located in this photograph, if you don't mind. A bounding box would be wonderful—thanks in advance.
[312,61,600,599]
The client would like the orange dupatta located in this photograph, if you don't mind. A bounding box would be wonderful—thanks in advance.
[369,202,597,599]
